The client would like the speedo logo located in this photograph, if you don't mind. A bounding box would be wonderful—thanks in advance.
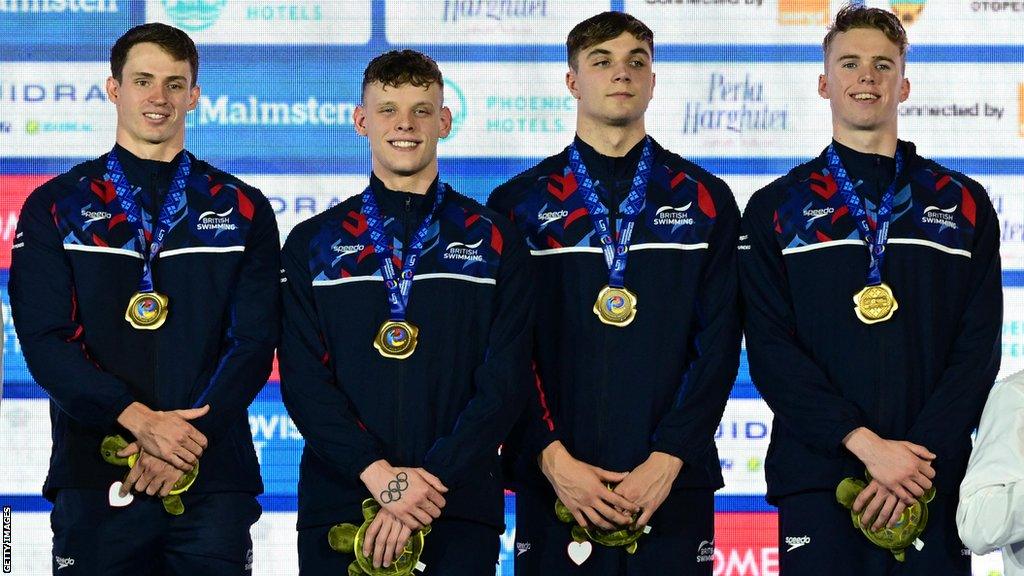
[785,535,811,552]
[444,239,484,262]
[196,207,237,231]
[81,207,112,224]
[537,208,569,229]
[921,204,958,229]
[55,556,75,570]
[654,202,693,226]
[803,206,835,222]
[332,242,366,257]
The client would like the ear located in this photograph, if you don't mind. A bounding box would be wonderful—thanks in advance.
[651,71,656,95]
[439,106,452,139]
[188,84,200,112]
[898,77,910,103]
[353,105,368,137]
[106,77,120,104]
[817,73,829,100]
[566,69,580,100]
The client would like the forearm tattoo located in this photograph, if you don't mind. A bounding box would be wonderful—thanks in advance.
[380,471,409,504]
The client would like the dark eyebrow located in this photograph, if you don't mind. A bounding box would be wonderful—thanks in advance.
[585,47,651,60]
[130,72,188,83]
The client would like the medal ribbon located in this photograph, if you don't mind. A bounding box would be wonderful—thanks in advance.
[360,180,446,321]
[826,144,904,287]
[106,148,191,294]
[567,137,653,289]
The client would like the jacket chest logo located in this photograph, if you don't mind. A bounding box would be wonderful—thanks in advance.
[444,239,484,262]
[652,202,694,227]
[196,207,238,232]
[920,204,959,230]
[802,206,835,224]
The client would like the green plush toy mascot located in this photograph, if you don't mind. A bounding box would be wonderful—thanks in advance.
[835,472,936,562]
[100,434,198,515]
[554,483,651,559]
[328,498,431,576]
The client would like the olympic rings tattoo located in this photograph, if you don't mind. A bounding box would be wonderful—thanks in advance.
[379,472,409,504]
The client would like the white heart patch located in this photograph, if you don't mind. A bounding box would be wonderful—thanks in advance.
[567,541,592,566]
[108,481,134,507]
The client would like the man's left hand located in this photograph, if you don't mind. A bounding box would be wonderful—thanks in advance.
[612,451,683,528]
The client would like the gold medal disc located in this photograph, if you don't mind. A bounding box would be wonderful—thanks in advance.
[853,283,898,324]
[373,320,419,359]
[125,291,169,330]
[593,286,638,327]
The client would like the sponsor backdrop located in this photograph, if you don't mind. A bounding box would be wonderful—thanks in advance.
[0,0,1022,574]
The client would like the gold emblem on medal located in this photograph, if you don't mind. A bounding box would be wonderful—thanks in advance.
[374,320,419,359]
[853,284,898,324]
[593,286,638,327]
[125,291,169,330]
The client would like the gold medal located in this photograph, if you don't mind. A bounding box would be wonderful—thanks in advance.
[593,286,638,327]
[853,283,898,324]
[373,320,419,359]
[125,291,169,330]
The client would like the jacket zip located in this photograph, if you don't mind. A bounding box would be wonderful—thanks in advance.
[596,179,623,457]
[151,171,162,409]
[395,194,413,464]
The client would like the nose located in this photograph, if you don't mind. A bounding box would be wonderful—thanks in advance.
[146,84,169,104]
[612,61,632,83]
[395,110,415,131]
[858,68,877,84]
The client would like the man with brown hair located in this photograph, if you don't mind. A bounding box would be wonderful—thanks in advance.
[488,11,741,576]
[10,22,278,575]
[280,50,533,575]
[739,3,1000,574]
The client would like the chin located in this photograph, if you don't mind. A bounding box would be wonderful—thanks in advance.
[603,115,635,128]
[389,164,428,177]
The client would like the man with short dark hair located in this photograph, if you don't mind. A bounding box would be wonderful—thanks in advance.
[10,22,279,576]
[488,11,741,576]
[739,4,1001,574]
[280,49,533,575]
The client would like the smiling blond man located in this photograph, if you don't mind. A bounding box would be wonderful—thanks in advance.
[739,4,1001,574]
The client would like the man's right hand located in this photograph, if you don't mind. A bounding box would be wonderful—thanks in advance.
[539,441,640,530]
[360,460,447,531]
[843,427,935,505]
[116,402,209,471]
[119,450,185,498]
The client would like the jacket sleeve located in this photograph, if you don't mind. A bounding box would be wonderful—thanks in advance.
[739,186,868,453]
[9,187,136,431]
[279,227,385,483]
[956,377,1024,555]
[189,193,280,444]
[905,182,1001,462]
[649,182,742,463]
[485,188,562,462]
[422,220,535,488]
